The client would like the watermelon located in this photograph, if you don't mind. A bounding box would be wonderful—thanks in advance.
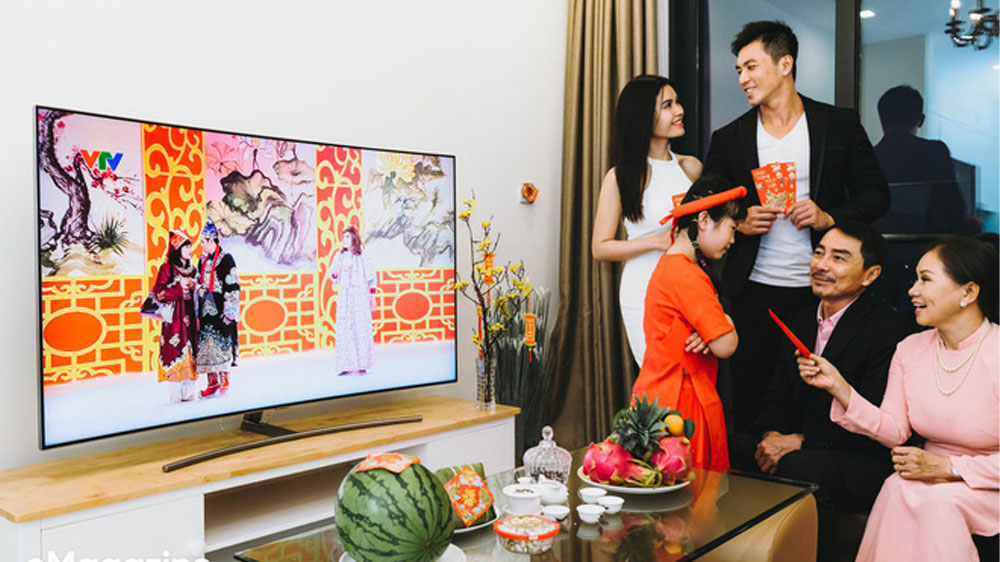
[336,460,456,562]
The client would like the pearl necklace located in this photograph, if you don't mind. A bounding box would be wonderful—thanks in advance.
[935,320,990,396]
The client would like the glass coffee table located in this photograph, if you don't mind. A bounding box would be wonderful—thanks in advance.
[235,449,816,562]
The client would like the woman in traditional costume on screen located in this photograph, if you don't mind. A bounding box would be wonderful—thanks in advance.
[329,224,376,376]
[195,220,240,398]
[154,231,199,403]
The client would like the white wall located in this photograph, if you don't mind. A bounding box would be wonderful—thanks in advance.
[0,0,566,470]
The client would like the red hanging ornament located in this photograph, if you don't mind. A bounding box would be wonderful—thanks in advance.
[524,292,536,363]
[524,313,537,364]
[483,253,495,284]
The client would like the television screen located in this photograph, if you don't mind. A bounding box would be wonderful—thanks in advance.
[36,107,457,448]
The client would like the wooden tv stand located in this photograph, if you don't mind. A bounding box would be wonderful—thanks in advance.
[0,396,518,562]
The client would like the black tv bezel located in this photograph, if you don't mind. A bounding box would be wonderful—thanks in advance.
[35,104,459,450]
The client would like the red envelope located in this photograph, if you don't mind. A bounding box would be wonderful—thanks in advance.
[752,163,796,211]
[768,309,811,359]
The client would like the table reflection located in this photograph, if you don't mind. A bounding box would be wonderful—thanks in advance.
[236,449,814,562]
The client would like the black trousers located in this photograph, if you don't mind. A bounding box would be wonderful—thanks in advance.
[730,432,892,562]
[727,281,817,429]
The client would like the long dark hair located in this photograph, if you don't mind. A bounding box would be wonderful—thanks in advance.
[675,175,748,286]
[611,75,673,222]
[929,236,999,323]
[343,224,362,255]
[168,239,192,269]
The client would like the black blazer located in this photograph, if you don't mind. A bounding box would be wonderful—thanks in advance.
[750,291,912,456]
[704,95,890,297]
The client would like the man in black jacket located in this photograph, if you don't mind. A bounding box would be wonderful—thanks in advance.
[729,222,911,562]
[704,21,890,429]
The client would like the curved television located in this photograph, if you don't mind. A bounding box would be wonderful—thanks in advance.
[36,106,457,448]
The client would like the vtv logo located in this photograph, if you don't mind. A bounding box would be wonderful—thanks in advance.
[80,150,124,172]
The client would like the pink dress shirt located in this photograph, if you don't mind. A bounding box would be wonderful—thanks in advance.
[814,296,858,356]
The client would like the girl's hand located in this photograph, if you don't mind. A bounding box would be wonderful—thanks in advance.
[797,353,851,407]
[685,331,710,355]
[891,446,956,482]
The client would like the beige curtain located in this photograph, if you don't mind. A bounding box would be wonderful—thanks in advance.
[546,0,659,451]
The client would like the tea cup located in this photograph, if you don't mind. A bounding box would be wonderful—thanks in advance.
[597,495,624,514]
[541,504,570,521]
[579,487,607,504]
[502,484,542,515]
[538,481,568,505]
[576,503,604,524]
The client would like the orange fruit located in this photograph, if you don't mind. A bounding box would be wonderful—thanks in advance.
[665,414,684,437]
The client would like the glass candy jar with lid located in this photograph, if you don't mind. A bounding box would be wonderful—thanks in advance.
[522,426,572,484]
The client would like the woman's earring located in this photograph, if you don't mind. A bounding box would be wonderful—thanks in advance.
[960,300,968,308]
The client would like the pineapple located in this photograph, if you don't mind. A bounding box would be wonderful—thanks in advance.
[611,393,670,462]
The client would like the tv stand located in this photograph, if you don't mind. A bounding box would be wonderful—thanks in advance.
[0,396,518,562]
[162,414,424,472]
[240,411,297,437]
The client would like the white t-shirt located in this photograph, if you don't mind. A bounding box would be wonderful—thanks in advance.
[749,113,813,287]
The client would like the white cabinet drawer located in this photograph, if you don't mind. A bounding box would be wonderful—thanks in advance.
[421,418,515,475]
[42,496,204,559]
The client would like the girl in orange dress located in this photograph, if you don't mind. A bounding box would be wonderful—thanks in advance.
[633,176,746,470]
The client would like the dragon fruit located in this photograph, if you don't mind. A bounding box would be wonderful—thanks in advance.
[582,439,643,484]
[650,436,693,485]
[584,396,697,489]
[582,439,668,487]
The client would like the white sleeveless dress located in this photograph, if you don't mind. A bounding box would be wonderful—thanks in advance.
[619,155,693,365]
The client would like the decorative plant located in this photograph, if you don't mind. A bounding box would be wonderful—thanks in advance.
[496,287,553,457]
[453,193,533,409]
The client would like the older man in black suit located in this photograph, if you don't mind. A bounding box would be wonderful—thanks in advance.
[729,221,911,562]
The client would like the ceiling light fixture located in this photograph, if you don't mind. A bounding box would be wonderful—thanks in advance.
[860,10,876,19]
[946,0,999,49]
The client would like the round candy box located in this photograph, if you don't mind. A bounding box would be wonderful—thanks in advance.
[493,514,560,554]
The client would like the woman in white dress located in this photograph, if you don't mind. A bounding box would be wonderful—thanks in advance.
[592,75,703,366]
[329,225,376,375]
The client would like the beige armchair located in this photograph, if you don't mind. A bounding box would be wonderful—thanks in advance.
[700,494,818,562]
